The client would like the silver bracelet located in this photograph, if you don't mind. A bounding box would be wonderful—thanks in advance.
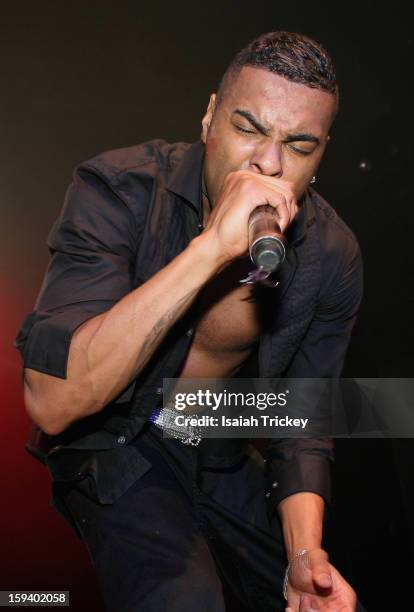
[283,548,309,600]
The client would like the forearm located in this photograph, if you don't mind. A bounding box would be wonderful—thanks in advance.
[24,232,223,434]
[277,491,325,558]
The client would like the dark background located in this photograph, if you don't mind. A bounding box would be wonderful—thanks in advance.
[1,1,413,610]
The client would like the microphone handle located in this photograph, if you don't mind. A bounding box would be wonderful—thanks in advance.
[248,204,286,273]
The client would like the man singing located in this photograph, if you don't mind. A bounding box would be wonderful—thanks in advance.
[15,31,364,611]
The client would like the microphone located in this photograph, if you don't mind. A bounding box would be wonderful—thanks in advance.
[248,204,286,273]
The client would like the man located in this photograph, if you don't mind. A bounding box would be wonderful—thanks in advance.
[15,32,364,611]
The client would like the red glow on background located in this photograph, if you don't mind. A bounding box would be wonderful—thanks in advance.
[0,278,104,610]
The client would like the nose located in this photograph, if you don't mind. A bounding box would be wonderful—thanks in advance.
[250,141,283,177]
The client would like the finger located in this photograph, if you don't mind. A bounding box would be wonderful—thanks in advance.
[300,599,320,612]
[305,595,322,610]
[287,196,299,225]
[314,572,332,590]
[286,588,302,612]
[262,174,295,198]
[278,191,298,228]
[265,181,297,227]
[286,584,302,612]
[266,192,290,233]
[298,593,312,612]
[239,172,294,231]
[298,549,331,593]
[311,561,333,591]
[240,177,296,232]
[273,184,297,225]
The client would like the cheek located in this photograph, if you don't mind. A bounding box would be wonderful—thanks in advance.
[286,148,321,175]
[205,138,223,171]
[204,140,228,202]
[205,135,239,181]
[209,138,253,179]
[205,138,225,183]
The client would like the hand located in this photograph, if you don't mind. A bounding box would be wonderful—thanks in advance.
[203,170,298,265]
[285,548,357,612]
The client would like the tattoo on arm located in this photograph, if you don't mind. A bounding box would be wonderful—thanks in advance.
[135,289,198,370]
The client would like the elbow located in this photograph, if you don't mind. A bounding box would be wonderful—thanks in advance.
[22,367,103,436]
[23,388,67,436]
[23,373,73,436]
[37,413,70,437]
[36,418,68,437]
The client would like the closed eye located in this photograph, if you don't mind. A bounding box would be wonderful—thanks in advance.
[288,144,313,156]
[234,124,256,135]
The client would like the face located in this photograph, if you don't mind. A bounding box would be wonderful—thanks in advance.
[201,66,337,205]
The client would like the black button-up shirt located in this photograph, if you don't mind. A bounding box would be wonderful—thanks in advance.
[14,139,363,519]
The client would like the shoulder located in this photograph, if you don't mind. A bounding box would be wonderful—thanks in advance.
[64,139,192,229]
[53,140,191,244]
[78,139,191,189]
[307,188,363,307]
[308,187,362,269]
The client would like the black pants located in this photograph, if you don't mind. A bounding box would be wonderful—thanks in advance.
[53,423,366,612]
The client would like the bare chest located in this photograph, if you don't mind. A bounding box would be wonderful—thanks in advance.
[178,260,263,378]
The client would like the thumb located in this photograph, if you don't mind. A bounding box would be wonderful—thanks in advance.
[312,559,333,590]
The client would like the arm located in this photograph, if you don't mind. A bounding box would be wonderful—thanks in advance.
[23,235,222,435]
[265,235,363,521]
[267,233,363,609]
[18,167,297,436]
[21,163,223,436]
[278,492,324,558]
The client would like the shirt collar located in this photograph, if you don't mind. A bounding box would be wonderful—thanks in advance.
[166,139,314,244]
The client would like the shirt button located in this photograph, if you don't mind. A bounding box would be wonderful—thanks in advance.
[117,435,126,445]
[186,328,194,337]
[265,491,271,499]
[197,223,204,233]
[156,386,163,395]
[272,481,279,488]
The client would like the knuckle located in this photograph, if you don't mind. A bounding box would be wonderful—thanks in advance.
[225,170,250,190]
[276,192,288,207]
[284,179,295,193]
[284,184,295,200]
[239,171,253,186]
[224,171,236,185]
[239,175,256,195]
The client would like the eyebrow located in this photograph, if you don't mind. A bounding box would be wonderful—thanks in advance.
[285,133,320,146]
[232,109,320,145]
[233,109,270,136]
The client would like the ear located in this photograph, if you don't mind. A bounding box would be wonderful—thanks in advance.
[201,93,217,143]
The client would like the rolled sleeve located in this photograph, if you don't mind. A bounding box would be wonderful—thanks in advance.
[14,165,138,380]
[265,234,363,518]
[15,301,118,379]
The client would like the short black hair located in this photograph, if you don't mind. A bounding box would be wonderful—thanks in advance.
[217,31,338,104]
